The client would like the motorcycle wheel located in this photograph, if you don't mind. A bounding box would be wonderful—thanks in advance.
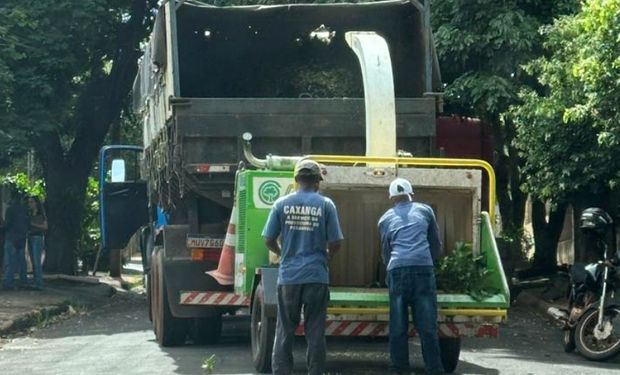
[563,329,576,353]
[575,307,620,361]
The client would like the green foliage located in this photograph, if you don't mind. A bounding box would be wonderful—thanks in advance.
[1,172,45,198]
[0,1,131,145]
[513,0,620,203]
[77,177,101,273]
[436,242,497,300]
[201,354,217,374]
[432,0,579,119]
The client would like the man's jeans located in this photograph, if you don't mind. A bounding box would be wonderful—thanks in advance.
[28,235,44,288]
[388,266,444,374]
[272,283,329,375]
[2,240,28,289]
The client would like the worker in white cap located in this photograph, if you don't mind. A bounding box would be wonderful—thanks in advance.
[378,177,443,375]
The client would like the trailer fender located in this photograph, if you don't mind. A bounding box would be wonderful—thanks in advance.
[253,267,278,318]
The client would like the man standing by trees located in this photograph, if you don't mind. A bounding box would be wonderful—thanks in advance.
[1,190,30,290]
[262,160,343,375]
[378,178,443,375]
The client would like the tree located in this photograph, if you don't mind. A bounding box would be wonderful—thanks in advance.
[513,0,620,265]
[431,0,579,274]
[0,1,155,274]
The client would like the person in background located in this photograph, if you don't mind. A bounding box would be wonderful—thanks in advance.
[262,159,344,375]
[378,178,444,375]
[28,196,47,289]
[1,190,30,290]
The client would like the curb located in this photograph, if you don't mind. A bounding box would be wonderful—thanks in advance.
[43,274,101,284]
[0,303,71,337]
[0,279,116,339]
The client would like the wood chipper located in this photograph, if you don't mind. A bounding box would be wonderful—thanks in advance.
[180,30,510,374]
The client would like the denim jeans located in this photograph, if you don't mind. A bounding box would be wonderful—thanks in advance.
[388,266,443,374]
[272,283,330,375]
[2,239,28,289]
[28,235,44,287]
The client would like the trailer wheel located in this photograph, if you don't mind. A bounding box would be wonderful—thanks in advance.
[251,284,276,373]
[439,337,461,373]
[192,314,222,345]
[153,248,187,346]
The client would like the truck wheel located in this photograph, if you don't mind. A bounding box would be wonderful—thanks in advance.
[439,337,461,373]
[251,284,276,373]
[192,314,223,345]
[153,248,187,347]
[146,271,153,322]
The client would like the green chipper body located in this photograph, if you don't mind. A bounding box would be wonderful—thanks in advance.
[234,163,509,336]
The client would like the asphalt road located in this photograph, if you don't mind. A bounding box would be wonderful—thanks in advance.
[0,293,619,375]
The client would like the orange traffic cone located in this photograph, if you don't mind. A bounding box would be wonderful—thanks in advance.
[206,204,237,285]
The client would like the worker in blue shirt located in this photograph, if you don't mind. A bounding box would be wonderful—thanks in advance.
[378,178,444,375]
[262,159,344,375]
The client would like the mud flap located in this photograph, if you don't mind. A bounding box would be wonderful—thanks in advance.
[258,267,279,318]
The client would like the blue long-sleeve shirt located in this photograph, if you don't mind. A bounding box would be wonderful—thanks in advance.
[378,201,442,271]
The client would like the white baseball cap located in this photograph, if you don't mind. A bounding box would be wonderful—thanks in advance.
[388,178,413,198]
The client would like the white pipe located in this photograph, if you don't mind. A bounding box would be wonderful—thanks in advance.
[345,32,397,158]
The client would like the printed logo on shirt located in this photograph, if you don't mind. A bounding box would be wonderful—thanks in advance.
[283,204,322,232]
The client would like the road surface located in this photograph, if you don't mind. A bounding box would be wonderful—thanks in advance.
[0,292,618,374]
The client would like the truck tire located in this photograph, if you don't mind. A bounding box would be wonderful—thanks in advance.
[191,314,223,345]
[251,284,276,373]
[439,337,461,373]
[153,248,187,346]
[146,271,153,322]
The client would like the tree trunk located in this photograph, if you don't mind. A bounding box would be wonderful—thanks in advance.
[34,0,151,275]
[492,117,527,234]
[530,200,567,275]
[44,163,89,274]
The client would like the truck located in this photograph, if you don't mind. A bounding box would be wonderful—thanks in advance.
[98,0,509,373]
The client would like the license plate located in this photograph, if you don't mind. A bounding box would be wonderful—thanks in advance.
[186,236,225,249]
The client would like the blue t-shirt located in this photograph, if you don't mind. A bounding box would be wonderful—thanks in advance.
[378,201,442,271]
[262,190,344,285]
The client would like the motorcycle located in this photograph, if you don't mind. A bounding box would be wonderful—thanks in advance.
[548,207,620,361]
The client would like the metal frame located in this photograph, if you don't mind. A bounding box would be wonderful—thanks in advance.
[306,154,497,227]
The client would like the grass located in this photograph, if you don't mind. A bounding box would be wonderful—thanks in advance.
[201,354,217,374]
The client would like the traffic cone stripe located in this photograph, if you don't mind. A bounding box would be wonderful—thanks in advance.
[224,235,236,247]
